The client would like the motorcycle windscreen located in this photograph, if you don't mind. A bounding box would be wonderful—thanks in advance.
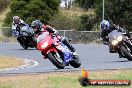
[37,32,49,43]
[108,30,122,42]
[56,44,72,64]
[20,26,33,36]
[28,28,34,35]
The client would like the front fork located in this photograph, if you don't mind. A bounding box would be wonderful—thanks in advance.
[112,42,125,58]
[116,46,124,57]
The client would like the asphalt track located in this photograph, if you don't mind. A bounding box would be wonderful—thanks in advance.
[0,42,132,75]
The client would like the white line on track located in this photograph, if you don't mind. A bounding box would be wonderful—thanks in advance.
[0,59,39,72]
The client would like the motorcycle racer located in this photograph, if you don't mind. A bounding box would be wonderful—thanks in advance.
[12,16,29,43]
[31,20,76,53]
[12,16,28,36]
[100,20,132,57]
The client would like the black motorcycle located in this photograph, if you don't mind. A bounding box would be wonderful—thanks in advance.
[108,29,132,61]
[17,26,37,49]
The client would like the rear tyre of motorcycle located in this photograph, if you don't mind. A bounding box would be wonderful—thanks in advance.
[120,46,132,61]
[70,55,81,68]
[47,52,65,69]
[21,44,28,49]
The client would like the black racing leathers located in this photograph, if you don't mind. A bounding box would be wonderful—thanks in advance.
[100,24,131,53]
[101,25,131,44]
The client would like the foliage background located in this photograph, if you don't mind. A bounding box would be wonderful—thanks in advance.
[95,0,132,30]
[4,0,60,26]
[2,0,132,31]
[0,0,10,13]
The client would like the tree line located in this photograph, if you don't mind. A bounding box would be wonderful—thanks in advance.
[75,0,132,31]
[4,0,60,26]
[0,0,10,12]
[3,0,132,31]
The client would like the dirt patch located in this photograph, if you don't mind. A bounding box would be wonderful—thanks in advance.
[0,56,24,69]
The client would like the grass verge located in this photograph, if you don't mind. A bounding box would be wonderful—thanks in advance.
[0,69,131,88]
[0,56,24,69]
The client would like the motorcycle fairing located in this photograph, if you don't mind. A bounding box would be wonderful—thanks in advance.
[56,43,72,64]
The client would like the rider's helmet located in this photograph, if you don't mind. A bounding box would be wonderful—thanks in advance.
[100,20,110,31]
[13,16,20,24]
[31,20,42,31]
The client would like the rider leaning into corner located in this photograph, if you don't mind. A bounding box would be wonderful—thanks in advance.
[100,20,132,58]
[12,16,28,43]
[31,20,77,57]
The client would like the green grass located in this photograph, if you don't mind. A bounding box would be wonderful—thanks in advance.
[0,70,131,88]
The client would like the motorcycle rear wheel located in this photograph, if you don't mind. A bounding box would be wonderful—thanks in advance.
[47,52,65,69]
[70,55,81,68]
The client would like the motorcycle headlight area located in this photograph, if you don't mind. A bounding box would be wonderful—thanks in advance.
[41,41,48,49]
[117,36,123,41]
[112,40,118,45]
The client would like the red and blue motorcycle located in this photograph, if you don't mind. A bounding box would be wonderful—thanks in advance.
[37,32,81,69]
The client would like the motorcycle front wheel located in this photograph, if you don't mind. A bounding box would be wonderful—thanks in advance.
[120,46,132,61]
[47,52,65,69]
[21,44,28,49]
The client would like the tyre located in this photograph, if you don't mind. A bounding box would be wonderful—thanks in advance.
[120,46,132,61]
[21,44,28,49]
[19,37,28,49]
[47,52,65,69]
[70,55,81,68]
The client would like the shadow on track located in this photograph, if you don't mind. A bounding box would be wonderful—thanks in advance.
[12,48,37,51]
[53,67,74,71]
[113,60,130,62]
[104,60,130,63]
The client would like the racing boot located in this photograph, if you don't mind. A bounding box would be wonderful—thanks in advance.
[109,49,115,53]
[117,50,123,58]
[119,54,122,58]
[41,52,46,59]
[109,46,115,53]
[17,36,22,44]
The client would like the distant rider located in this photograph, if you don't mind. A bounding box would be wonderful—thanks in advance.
[100,20,131,56]
[31,20,76,53]
[12,16,28,36]
[12,16,29,43]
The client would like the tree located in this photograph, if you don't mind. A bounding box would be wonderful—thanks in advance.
[96,0,132,31]
[4,0,61,26]
[77,14,96,31]
[0,0,10,12]
[74,0,95,10]
[62,0,73,10]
